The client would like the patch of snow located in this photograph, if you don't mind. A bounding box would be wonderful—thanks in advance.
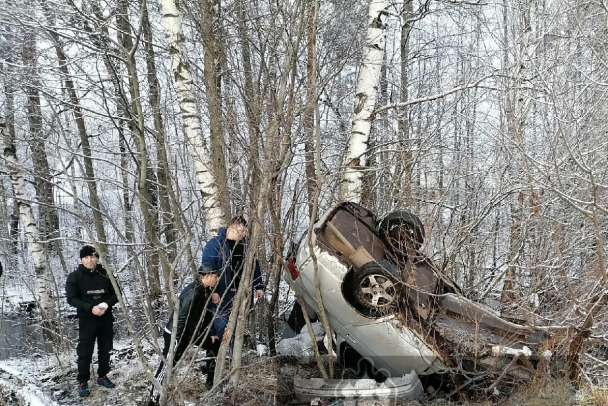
[0,363,59,406]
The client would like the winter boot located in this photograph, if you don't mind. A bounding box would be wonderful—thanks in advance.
[77,382,90,397]
[97,375,116,388]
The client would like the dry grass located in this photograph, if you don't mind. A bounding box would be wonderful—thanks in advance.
[223,356,608,406]
[174,355,292,405]
[569,385,608,406]
[136,352,608,406]
[497,377,578,406]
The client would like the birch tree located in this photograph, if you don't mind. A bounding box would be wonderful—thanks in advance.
[341,0,389,203]
[199,0,231,218]
[159,0,225,234]
[0,33,19,256]
[0,120,58,346]
[21,19,69,276]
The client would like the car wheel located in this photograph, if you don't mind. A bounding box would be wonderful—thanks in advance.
[353,261,401,311]
[378,210,425,253]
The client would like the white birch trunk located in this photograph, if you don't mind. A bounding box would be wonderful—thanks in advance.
[159,0,225,232]
[0,123,58,327]
[341,0,389,203]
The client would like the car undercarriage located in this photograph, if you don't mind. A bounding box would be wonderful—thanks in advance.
[286,201,568,400]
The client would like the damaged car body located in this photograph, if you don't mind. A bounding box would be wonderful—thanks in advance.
[286,201,560,399]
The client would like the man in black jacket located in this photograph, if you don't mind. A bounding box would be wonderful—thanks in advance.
[149,265,221,406]
[65,245,119,398]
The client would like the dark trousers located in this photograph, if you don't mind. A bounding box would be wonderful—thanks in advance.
[150,331,220,404]
[77,315,114,383]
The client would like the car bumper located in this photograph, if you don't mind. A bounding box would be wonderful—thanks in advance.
[293,371,424,401]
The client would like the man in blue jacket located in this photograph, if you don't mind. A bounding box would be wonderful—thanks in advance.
[201,216,264,345]
[65,245,119,398]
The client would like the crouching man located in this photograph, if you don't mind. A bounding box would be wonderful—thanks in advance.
[149,265,221,405]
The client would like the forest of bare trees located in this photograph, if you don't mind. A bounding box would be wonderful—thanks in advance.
[1,0,608,403]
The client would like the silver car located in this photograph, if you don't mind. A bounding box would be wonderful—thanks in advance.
[287,202,554,393]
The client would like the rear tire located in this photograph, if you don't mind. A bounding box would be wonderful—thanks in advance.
[378,210,425,253]
[352,261,401,311]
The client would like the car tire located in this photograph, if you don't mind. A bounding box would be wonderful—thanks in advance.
[352,261,401,312]
[378,210,425,253]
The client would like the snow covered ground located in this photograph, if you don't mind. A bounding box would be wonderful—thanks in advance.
[0,338,156,406]
[0,337,287,406]
[0,362,55,406]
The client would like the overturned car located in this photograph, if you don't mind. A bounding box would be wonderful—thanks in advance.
[286,202,561,398]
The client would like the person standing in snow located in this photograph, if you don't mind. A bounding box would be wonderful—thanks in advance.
[149,265,221,405]
[65,245,119,398]
[201,215,264,345]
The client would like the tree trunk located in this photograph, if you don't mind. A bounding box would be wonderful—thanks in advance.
[140,0,180,271]
[341,0,389,203]
[303,0,319,218]
[3,49,20,255]
[199,0,231,218]
[214,195,270,392]
[234,0,263,206]
[397,0,414,206]
[266,185,286,356]
[0,121,58,348]
[159,0,225,234]
[115,0,168,302]
[500,0,535,312]
[21,19,69,276]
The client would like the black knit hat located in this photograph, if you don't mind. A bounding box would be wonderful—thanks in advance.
[197,264,220,276]
[79,245,99,259]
